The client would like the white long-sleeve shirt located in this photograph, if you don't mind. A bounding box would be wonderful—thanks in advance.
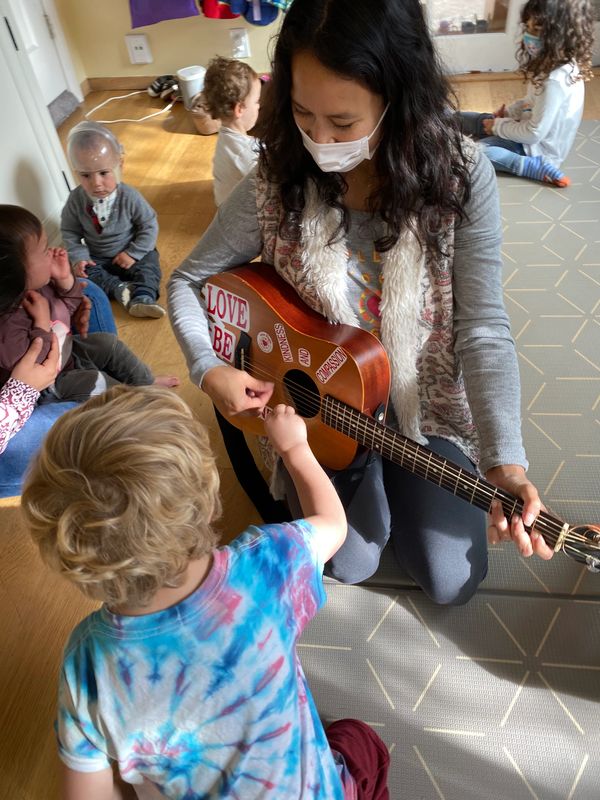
[212,127,259,207]
[492,62,584,167]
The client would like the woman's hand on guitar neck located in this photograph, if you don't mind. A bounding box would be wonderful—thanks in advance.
[485,465,553,560]
[202,364,274,418]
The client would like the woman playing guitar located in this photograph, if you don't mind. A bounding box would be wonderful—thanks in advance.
[168,0,554,606]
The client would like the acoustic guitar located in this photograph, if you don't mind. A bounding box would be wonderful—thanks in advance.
[205,263,600,571]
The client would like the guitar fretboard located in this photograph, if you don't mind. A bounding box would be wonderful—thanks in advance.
[321,395,568,550]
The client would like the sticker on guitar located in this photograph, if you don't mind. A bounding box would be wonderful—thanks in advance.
[205,284,249,331]
[274,323,293,363]
[208,319,235,363]
[316,346,347,384]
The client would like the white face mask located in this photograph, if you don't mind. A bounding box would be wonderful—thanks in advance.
[297,104,389,173]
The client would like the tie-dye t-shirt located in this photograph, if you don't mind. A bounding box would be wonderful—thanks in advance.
[57,521,355,799]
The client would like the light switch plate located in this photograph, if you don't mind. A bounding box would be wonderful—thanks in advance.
[125,34,153,65]
[229,28,251,59]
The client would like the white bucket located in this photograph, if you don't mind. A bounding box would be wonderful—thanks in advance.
[177,65,206,110]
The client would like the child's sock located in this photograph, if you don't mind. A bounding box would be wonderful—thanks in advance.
[113,282,131,308]
[520,155,570,187]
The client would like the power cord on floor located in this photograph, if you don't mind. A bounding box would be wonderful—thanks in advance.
[84,90,178,124]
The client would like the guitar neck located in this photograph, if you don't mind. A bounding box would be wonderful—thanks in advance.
[321,395,568,551]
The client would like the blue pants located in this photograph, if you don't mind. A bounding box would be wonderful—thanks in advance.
[0,280,116,498]
[283,437,488,606]
[457,111,527,176]
[84,278,118,335]
[86,249,162,302]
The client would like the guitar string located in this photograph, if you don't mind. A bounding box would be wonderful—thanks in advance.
[238,359,594,551]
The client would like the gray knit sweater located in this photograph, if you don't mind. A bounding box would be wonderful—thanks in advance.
[61,183,158,263]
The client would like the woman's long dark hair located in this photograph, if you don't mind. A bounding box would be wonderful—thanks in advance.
[258,0,471,253]
[0,205,41,316]
[518,0,595,89]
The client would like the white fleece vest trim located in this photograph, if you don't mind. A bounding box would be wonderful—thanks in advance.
[299,180,426,442]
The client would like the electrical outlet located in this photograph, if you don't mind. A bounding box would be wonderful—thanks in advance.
[125,34,153,65]
[229,28,251,59]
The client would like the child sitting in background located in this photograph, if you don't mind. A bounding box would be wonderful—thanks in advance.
[202,55,261,206]
[0,204,178,401]
[61,121,166,318]
[22,388,390,799]
[457,0,594,187]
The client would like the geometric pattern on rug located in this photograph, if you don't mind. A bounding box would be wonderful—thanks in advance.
[301,584,600,800]
[299,121,600,799]
[499,120,600,535]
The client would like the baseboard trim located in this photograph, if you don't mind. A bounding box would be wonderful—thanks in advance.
[87,76,154,92]
[451,70,522,83]
[84,72,520,95]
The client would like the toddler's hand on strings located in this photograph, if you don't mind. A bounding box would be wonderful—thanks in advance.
[112,251,135,270]
[482,117,495,135]
[264,404,308,457]
[202,364,273,418]
[22,290,51,331]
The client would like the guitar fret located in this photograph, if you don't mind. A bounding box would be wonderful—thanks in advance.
[454,468,462,495]
[470,477,479,505]
[425,450,432,481]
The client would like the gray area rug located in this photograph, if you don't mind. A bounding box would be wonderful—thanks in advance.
[299,121,600,800]
[48,89,80,128]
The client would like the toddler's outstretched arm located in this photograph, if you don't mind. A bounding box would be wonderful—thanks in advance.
[264,404,347,562]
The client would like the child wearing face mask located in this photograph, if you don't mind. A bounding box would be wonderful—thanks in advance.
[457,0,594,187]
[0,204,178,401]
[61,121,165,318]
[201,56,262,206]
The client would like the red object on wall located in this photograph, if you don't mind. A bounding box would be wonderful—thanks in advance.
[201,0,240,18]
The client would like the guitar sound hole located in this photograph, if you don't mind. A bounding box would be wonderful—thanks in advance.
[283,370,321,419]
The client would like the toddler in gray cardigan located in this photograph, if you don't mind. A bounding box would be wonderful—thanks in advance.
[61,122,165,319]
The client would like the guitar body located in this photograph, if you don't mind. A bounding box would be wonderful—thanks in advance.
[205,263,391,470]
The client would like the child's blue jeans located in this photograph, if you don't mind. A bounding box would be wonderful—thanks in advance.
[457,110,527,176]
[86,249,162,302]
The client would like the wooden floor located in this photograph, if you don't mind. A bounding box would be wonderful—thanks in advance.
[1,73,599,799]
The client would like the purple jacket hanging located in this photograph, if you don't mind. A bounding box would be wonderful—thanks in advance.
[129,0,199,28]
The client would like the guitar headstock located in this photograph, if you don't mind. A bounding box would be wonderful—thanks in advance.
[563,524,600,572]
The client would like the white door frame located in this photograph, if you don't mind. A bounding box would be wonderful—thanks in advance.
[1,1,74,202]
[6,0,82,102]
